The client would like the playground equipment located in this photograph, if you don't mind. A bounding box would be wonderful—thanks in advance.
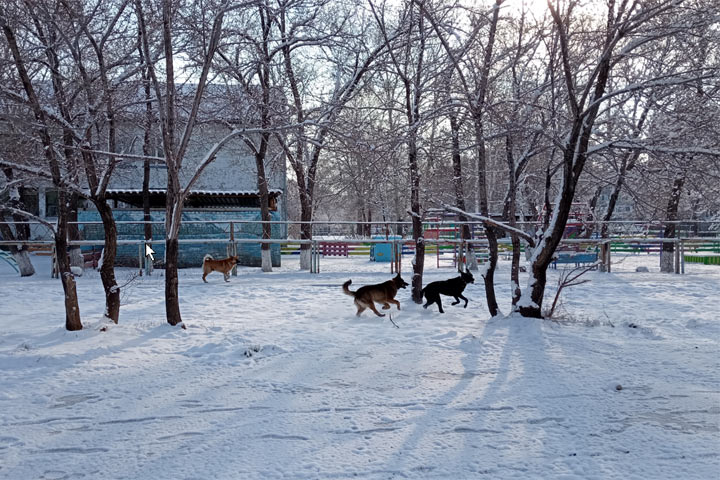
[551,245,599,269]
[3,219,718,278]
[0,249,19,273]
[682,240,720,266]
[370,235,402,262]
[423,225,460,268]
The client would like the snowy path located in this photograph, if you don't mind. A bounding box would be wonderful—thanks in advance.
[0,255,718,479]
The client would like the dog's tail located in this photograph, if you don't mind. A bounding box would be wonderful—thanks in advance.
[203,254,213,264]
[342,280,356,297]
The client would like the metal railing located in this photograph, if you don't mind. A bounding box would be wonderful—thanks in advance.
[1,219,718,277]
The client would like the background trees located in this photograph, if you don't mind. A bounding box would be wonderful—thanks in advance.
[2,0,718,328]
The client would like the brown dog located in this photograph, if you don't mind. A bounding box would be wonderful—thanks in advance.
[202,254,238,283]
[342,273,409,317]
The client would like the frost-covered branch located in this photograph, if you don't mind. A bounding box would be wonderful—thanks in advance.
[0,159,83,193]
[181,129,244,197]
[589,141,720,158]
[443,205,536,248]
[0,205,56,233]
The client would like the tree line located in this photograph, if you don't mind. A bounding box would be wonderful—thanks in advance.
[0,0,718,329]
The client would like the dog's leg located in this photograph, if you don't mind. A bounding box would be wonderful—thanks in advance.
[355,300,367,317]
[382,303,391,310]
[367,302,386,317]
[224,272,230,282]
[389,299,401,311]
[458,294,469,308]
[451,297,461,306]
[436,297,444,314]
[202,273,208,283]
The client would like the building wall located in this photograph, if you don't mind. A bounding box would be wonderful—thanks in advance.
[113,125,287,194]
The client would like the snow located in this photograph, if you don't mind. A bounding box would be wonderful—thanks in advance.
[0,254,718,479]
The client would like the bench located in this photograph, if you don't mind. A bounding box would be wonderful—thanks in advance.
[551,251,599,269]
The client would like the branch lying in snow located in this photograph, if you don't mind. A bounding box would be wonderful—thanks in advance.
[546,262,599,319]
[443,205,536,248]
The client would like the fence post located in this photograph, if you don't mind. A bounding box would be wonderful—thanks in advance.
[397,241,402,274]
[680,239,685,274]
[229,221,237,276]
[144,242,152,277]
[310,240,318,274]
[674,239,680,274]
[51,244,58,278]
[138,243,144,275]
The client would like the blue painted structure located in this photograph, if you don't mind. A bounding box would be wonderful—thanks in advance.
[78,209,286,268]
[370,235,401,262]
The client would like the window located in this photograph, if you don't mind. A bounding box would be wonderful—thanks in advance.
[45,190,58,217]
[19,188,39,216]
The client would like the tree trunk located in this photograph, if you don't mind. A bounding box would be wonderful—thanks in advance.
[661,175,684,273]
[518,264,547,319]
[164,176,182,326]
[142,157,153,275]
[0,223,35,276]
[474,122,499,316]
[56,191,82,331]
[409,137,424,303]
[583,185,603,238]
[299,193,312,270]
[503,136,521,307]
[0,173,35,277]
[67,193,83,269]
[165,236,181,325]
[256,154,273,273]
[518,165,577,318]
[96,200,120,323]
[139,27,154,275]
[449,111,477,270]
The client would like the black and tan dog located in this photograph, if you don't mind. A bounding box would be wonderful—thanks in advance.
[202,254,238,283]
[343,273,409,317]
[422,269,474,313]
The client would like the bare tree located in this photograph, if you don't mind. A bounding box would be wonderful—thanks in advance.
[136,0,235,325]
[516,0,713,317]
[414,0,506,315]
[1,3,82,330]
[274,0,390,270]
[371,0,443,302]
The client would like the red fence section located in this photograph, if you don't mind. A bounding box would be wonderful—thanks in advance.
[321,242,349,257]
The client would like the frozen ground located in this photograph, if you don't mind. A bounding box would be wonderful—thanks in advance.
[0,253,718,479]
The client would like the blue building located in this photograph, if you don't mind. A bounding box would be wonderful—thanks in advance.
[78,189,286,268]
[13,120,288,268]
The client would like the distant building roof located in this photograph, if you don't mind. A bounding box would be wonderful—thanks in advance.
[105,189,282,209]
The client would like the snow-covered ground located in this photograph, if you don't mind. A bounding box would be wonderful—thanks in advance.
[0,253,718,479]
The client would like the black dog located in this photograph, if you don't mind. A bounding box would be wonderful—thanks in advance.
[422,269,474,313]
